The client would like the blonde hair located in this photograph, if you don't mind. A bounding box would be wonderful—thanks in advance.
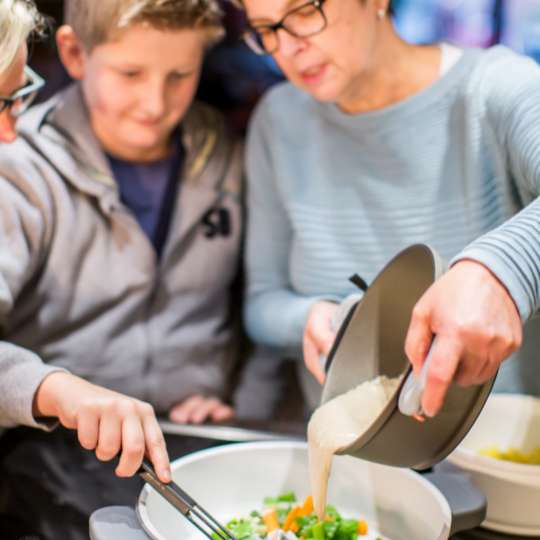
[64,0,224,52]
[0,0,45,72]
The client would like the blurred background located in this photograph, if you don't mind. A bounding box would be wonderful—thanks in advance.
[32,0,540,133]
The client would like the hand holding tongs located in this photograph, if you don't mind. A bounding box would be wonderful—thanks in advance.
[139,460,237,540]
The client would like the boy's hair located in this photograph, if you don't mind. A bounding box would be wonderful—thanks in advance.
[64,0,224,52]
[0,0,47,72]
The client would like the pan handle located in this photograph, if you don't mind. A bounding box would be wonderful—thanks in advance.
[422,461,487,535]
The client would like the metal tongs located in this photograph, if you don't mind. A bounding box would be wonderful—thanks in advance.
[139,461,238,540]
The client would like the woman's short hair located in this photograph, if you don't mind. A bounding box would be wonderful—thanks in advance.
[64,0,224,52]
[0,0,45,73]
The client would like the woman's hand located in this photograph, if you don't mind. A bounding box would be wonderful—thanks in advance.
[303,301,339,385]
[168,395,234,425]
[405,260,523,417]
[33,372,171,482]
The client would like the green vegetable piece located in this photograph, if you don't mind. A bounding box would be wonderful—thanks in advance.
[325,505,341,521]
[323,520,339,539]
[298,514,319,538]
[313,521,326,540]
[263,492,297,506]
[223,517,257,540]
[277,506,291,523]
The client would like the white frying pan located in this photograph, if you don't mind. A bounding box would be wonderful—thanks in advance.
[90,441,486,540]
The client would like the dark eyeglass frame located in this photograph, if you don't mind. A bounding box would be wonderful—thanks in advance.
[0,66,45,117]
[243,0,328,55]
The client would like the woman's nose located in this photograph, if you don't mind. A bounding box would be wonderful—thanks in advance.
[276,29,305,57]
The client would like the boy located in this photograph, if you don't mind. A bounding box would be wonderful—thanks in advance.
[0,1,243,538]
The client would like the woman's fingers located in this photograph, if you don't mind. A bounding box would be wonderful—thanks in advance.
[95,402,123,462]
[404,304,433,377]
[421,337,462,417]
[303,332,326,384]
[142,409,171,483]
[76,402,100,451]
[303,301,339,384]
[115,414,145,478]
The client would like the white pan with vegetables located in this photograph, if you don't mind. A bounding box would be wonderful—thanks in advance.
[90,441,486,540]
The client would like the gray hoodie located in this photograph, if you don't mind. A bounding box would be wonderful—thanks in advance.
[0,84,243,428]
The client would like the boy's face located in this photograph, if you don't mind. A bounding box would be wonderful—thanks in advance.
[69,25,205,161]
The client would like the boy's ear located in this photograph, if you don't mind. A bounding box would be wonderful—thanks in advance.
[56,25,87,81]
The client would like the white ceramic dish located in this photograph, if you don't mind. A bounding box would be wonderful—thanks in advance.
[448,393,540,536]
[133,441,484,540]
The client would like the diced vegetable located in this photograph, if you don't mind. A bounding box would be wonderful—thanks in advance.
[312,521,326,540]
[283,507,301,532]
[357,520,368,535]
[223,492,377,540]
[264,492,297,506]
[300,496,314,516]
[263,509,280,532]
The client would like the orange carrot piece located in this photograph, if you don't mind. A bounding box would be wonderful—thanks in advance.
[301,495,314,515]
[263,509,280,532]
[283,507,301,531]
[358,520,369,535]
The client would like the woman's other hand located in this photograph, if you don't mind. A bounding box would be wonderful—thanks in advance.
[168,395,234,425]
[303,301,339,385]
[405,260,522,417]
[33,372,171,482]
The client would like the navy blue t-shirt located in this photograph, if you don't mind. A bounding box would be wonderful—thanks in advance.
[107,139,184,257]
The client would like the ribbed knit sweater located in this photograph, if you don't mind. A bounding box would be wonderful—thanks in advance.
[245,46,540,395]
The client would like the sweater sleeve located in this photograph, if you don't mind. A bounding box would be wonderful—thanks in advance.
[453,51,540,321]
[0,172,65,429]
[244,100,331,350]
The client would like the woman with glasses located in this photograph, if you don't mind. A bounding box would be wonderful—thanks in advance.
[241,0,540,416]
[0,0,45,143]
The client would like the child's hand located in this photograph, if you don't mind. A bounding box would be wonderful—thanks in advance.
[33,372,171,483]
[168,395,234,425]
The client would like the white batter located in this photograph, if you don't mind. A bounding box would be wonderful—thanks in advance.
[308,376,401,519]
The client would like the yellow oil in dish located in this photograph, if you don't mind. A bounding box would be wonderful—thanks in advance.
[479,446,540,465]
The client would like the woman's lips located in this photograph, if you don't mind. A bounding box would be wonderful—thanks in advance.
[299,63,327,86]
[134,118,162,127]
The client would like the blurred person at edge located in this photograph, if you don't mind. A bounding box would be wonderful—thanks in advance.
[239,0,540,415]
[0,0,175,485]
[0,0,45,142]
[0,1,252,538]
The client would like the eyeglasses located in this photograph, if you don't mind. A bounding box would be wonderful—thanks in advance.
[243,0,328,55]
[0,66,45,117]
